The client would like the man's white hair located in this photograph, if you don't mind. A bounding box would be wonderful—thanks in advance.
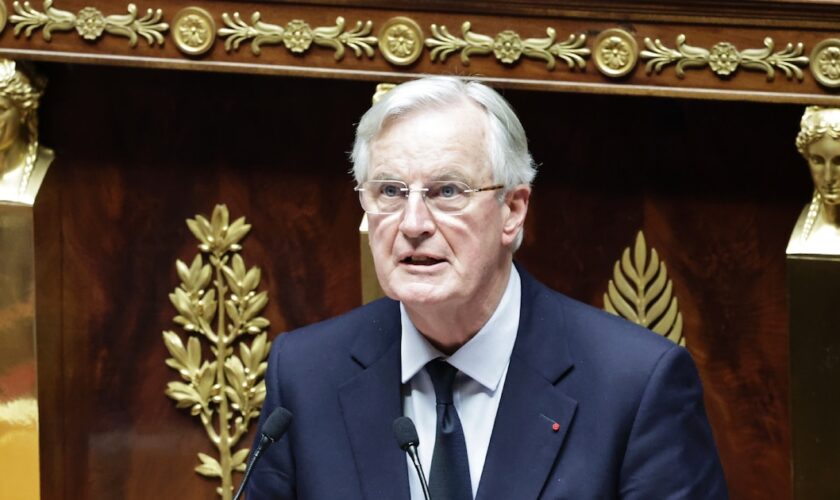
[350,76,537,250]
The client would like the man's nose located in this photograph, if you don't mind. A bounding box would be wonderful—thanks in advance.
[399,191,436,238]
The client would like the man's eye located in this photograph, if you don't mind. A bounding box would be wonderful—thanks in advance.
[380,184,403,197]
[435,183,463,198]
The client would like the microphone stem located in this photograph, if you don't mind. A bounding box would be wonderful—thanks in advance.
[406,445,431,500]
[232,434,270,500]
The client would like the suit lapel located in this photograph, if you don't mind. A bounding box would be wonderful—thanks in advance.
[476,268,578,500]
[338,301,411,500]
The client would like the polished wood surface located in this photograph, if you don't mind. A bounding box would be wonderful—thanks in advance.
[32,64,801,498]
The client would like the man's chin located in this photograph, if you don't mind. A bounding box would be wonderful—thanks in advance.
[386,283,452,307]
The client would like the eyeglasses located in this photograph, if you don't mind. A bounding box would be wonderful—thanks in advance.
[355,180,504,215]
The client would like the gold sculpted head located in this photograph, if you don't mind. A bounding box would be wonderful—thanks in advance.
[788,106,840,254]
[796,106,840,206]
[0,59,46,204]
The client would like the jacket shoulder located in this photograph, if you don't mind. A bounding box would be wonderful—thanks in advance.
[520,270,683,385]
[269,297,399,361]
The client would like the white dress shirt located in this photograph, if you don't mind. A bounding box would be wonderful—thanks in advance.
[400,267,521,499]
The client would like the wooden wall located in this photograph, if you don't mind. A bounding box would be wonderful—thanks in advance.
[32,62,805,499]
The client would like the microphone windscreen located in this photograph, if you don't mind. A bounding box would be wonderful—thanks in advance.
[393,416,419,451]
[262,407,293,442]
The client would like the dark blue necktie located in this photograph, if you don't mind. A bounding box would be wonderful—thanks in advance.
[427,359,472,500]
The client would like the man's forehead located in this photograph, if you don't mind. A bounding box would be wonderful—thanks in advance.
[376,98,487,134]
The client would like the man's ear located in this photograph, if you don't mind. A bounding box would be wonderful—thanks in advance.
[501,185,531,246]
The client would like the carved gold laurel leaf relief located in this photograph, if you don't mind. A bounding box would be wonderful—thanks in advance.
[10,0,168,46]
[163,204,272,500]
[603,231,685,346]
[641,34,808,81]
[218,12,377,61]
[425,21,590,70]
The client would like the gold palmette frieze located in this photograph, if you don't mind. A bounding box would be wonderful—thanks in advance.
[603,231,685,346]
[426,21,589,70]
[218,12,377,60]
[10,0,167,46]
[641,34,808,81]
[163,204,271,500]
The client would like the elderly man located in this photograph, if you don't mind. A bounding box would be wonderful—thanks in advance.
[247,76,727,499]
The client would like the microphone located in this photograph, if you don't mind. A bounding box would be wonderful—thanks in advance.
[393,416,431,500]
[233,406,293,500]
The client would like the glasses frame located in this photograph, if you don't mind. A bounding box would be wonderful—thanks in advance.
[354,179,505,215]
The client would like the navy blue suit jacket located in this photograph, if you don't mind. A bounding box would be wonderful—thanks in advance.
[247,268,728,499]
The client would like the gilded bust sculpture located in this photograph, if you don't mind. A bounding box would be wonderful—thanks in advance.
[0,59,53,206]
[788,106,840,255]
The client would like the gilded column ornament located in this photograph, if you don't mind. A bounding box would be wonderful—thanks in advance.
[378,16,423,66]
[810,39,840,88]
[0,59,52,205]
[426,21,589,70]
[372,82,395,104]
[172,6,215,56]
[641,34,808,81]
[0,1,8,34]
[0,59,51,499]
[788,107,840,255]
[10,0,168,46]
[603,231,685,346]
[593,28,638,78]
[163,204,271,500]
[218,12,376,61]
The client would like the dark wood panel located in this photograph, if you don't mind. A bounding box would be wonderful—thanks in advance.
[33,64,804,499]
[35,64,372,500]
[513,90,803,499]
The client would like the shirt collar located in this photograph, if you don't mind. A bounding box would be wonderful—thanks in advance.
[400,266,521,391]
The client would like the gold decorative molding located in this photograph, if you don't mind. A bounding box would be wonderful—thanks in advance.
[810,39,840,88]
[378,16,423,66]
[372,82,395,104]
[171,6,214,56]
[163,204,271,500]
[10,0,168,46]
[218,12,376,61]
[603,231,685,346]
[593,28,638,78]
[0,1,8,34]
[641,34,808,81]
[426,21,589,70]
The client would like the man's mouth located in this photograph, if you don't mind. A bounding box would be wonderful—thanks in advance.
[401,255,446,266]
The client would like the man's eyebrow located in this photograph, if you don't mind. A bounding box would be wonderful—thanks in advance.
[370,172,402,181]
[429,169,471,183]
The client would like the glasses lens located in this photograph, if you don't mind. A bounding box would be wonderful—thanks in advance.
[359,180,407,214]
[425,181,470,212]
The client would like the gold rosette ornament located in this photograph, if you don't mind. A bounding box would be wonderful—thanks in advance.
[163,204,272,500]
